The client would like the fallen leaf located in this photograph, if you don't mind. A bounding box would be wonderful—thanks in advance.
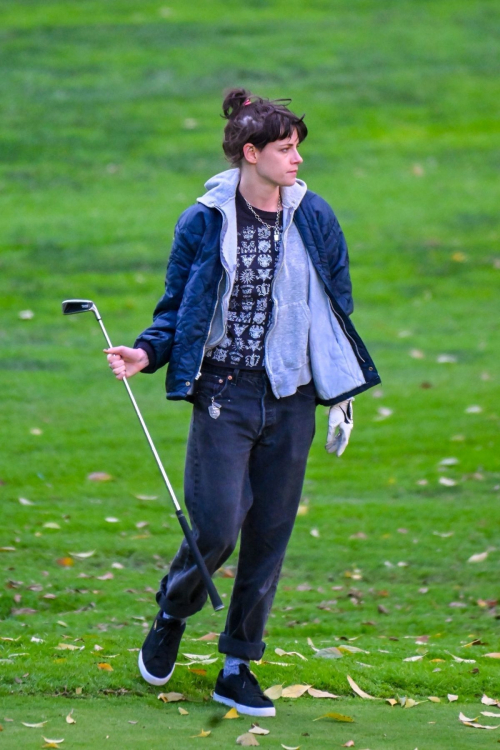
[157,692,184,702]
[56,643,80,651]
[0,547,16,553]
[310,528,320,538]
[465,405,482,414]
[386,699,398,706]
[96,572,114,581]
[307,637,318,652]
[197,632,218,641]
[19,497,34,506]
[468,551,488,563]
[104,517,119,523]
[178,707,189,715]
[281,746,300,750]
[22,721,48,728]
[347,675,377,700]
[282,684,311,699]
[264,685,283,700]
[482,711,500,718]
[428,697,441,703]
[43,522,60,530]
[314,647,343,660]
[409,349,425,359]
[437,354,458,363]
[448,694,458,702]
[135,494,158,501]
[461,721,500,730]
[249,725,270,735]
[97,663,113,671]
[19,309,34,319]
[445,651,475,664]
[191,729,211,738]
[188,668,207,676]
[56,557,74,567]
[275,648,307,661]
[404,698,422,708]
[313,712,354,722]
[222,707,240,719]
[182,653,214,661]
[88,472,113,481]
[30,427,42,435]
[307,688,339,699]
[343,743,355,748]
[69,551,95,559]
[404,655,424,662]
[482,694,500,707]
[65,710,76,725]
[439,477,457,487]
[485,653,500,659]
[337,645,369,655]
[236,733,259,746]
[42,738,64,748]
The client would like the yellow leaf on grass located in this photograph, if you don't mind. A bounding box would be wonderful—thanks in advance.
[69,550,95,559]
[428,697,441,703]
[404,698,422,708]
[485,653,500,659]
[307,688,339,699]
[482,711,500,718]
[482,694,500,707]
[249,725,270,735]
[347,675,377,700]
[42,738,64,748]
[182,653,214,661]
[236,733,260,746]
[313,713,354,723]
[462,721,500,730]
[56,557,74,567]
[264,684,283,700]
[65,710,76,724]
[448,694,458,702]
[386,699,398,706]
[97,663,113,671]
[281,745,300,749]
[157,692,185,703]
[56,643,79,651]
[191,729,211,738]
[343,742,355,748]
[178,707,189,715]
[22,721,48,728]
[222,707,239,719]
[282,684,311,699]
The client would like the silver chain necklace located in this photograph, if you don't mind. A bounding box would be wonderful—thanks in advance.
[243,194,282,244]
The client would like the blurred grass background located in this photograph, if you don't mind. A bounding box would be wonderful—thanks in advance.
[1,1,500,739]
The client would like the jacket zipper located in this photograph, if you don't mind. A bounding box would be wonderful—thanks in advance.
[327,295,365,363]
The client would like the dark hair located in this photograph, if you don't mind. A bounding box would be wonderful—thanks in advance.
[221,87,307,165]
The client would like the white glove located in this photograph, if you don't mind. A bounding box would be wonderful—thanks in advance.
[326,399,354,456]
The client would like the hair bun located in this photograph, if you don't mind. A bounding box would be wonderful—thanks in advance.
[222,88,252,120]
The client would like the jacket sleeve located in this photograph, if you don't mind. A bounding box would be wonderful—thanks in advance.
[134,206,206,372]
[325,217,353,316]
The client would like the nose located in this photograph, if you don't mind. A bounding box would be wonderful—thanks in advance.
[292,149,303,165]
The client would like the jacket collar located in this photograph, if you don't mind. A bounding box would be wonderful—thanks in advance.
[197,168,308,211]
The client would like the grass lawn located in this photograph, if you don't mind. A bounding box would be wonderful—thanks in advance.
[1,0,500,747]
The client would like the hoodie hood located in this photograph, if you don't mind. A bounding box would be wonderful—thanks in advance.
[197,168,308,210]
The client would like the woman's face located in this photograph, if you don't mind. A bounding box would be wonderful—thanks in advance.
[247,130,303,187]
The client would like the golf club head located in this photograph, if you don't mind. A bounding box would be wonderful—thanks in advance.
[61,299,99,318]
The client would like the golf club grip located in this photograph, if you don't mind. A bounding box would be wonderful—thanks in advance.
[176,510,224,612]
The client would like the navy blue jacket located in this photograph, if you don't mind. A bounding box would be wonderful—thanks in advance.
[135,190,381,405]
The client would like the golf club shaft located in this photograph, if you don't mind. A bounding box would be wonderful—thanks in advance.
[96,316,224,612]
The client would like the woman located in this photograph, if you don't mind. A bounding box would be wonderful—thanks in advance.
[105,88,380,717]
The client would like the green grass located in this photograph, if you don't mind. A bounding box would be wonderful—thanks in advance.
[1,0,500,747]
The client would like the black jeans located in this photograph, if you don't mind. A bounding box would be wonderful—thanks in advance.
[156,364,316,660]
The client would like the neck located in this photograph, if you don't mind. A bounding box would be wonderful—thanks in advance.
[238,169,280,211]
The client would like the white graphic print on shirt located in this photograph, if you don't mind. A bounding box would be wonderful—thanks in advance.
[205,208,279,369]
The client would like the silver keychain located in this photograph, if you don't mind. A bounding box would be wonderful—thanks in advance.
[209,397,221,419]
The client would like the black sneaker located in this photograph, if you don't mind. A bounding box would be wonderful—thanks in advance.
[138,611,185,686]
[213,664,276,717]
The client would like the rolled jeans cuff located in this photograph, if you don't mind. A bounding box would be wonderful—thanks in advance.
[218,633,266,661]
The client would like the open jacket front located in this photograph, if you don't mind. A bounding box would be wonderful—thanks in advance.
[135,169,381,406]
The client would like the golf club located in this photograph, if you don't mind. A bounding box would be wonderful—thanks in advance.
[61,298,224,612]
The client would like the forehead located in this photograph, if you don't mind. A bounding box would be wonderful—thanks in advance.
[271,130,300,147]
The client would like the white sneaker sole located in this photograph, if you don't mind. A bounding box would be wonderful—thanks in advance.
[138,650,175,686]
[212,691,276,717]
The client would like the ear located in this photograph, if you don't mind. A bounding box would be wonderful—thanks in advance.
[242,143,258,164]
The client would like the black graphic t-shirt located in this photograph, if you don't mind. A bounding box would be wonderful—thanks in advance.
[204,189,282,370]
